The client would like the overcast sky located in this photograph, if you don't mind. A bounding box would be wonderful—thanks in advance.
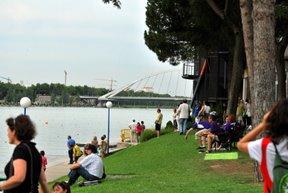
[0,0,192,96]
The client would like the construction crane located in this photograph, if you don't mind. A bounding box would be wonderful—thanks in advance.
[0,76,11,83]
[64,70,67,85]
[94,78,117,91]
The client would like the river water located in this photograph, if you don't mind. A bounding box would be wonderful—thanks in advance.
[0,106,173,173]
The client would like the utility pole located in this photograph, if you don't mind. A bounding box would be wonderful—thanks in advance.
[64,70,67,86]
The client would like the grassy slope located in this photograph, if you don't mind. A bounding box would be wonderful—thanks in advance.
[64,133,262,193]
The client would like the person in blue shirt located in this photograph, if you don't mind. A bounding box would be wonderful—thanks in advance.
[67,136,76,164]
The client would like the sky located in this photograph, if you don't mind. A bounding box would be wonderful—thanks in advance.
[0,0,193,96]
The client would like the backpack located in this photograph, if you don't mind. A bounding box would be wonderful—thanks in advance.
[271,143,288,193]
[261,137,288,193]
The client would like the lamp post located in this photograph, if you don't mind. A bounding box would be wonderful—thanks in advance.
[20,97,31,115]
[106,101,113,154]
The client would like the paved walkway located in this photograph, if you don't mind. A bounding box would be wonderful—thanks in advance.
[45,155,69,182]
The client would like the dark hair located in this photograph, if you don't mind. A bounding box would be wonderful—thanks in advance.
[208,114,216,121]
[52,181,70,193]
[101,135,106,140]
[40,150,45,156]
[84,143,97,153]
[6,115,36,141]
[157,108,161,112]
[267,99,288,144]
[141,121,144,124]
[183,99,187,103]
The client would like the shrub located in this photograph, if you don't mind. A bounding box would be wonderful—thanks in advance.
[140,129,156,142]
[162,121,174,134]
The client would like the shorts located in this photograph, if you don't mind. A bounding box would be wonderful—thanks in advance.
[155,123,161,131]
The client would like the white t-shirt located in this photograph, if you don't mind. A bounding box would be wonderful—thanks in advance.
[129,122,136,131]
[245,102,251,117]
[204,105,211,114]
[248,138,288,180]
[177,103,191,119]
[80,153,104,178]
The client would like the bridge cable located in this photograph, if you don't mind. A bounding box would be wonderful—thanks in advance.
[150,74,158,97]
[166,71,173,95]
[184,79,188,97]
[175,71,180,97]
[158,72,165,95]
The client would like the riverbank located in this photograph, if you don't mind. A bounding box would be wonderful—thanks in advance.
[50,133,262,193]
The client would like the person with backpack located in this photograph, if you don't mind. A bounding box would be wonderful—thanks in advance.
[237,99,288,193]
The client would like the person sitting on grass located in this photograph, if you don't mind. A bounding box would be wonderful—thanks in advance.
[53,181,70,193]
[67,143,106,186]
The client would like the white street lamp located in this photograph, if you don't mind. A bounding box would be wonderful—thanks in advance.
[20,97,31,115]
[106,101,113,154]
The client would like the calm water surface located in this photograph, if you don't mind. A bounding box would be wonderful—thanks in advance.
[0,106,173,172]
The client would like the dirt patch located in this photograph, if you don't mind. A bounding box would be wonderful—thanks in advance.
[209,160,254,176]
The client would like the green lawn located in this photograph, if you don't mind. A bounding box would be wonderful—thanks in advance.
[54,132,262,193]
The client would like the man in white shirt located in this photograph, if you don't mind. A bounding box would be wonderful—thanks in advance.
[128,119,137,143]
[68,143,105,185]
[177,99,191,135]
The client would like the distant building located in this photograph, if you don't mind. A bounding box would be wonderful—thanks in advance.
[35,95,52,105]
[142,86,153,93]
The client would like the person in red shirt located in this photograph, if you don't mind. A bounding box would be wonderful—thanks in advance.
[40,150,48,171]
[135,122,143,144]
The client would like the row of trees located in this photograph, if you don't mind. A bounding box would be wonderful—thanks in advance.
[0,82,109,105]
[0,82,173,106]
[144,0,288,125]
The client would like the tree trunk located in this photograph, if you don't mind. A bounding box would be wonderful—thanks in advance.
[239,0,255,123]
[275,44,287,100]
[227,32,244,115]
[252,0,276,125]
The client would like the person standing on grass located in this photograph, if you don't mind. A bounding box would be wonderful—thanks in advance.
[0,115,50,193]
[172,108,178,132]
[128,119,137,144]
[67,136,75,164]
[99,135,107,158]
[177,99,191,135]
[135,122,143,143]
[72,144,83,163]
[155,108,163,138]
[237,99,288,193]
[141,121,145,131]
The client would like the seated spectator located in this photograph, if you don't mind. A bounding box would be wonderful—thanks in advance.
[53,181,71,193]
[68,143,106,185]
[186,114,218,152]
[206,114,235,153]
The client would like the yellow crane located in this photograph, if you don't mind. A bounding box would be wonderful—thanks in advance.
[94,78,117,91]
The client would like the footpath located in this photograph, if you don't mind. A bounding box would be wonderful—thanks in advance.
[45,155,69,182]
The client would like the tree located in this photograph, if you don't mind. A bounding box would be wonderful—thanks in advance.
[145,0,244,115]
[102,0,121,8]
[204,0,244,115]
[239,0,276,126]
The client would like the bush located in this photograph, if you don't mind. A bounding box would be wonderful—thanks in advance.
[140,129,156,142]
[140,121,175,142]
[162,121,174,134]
